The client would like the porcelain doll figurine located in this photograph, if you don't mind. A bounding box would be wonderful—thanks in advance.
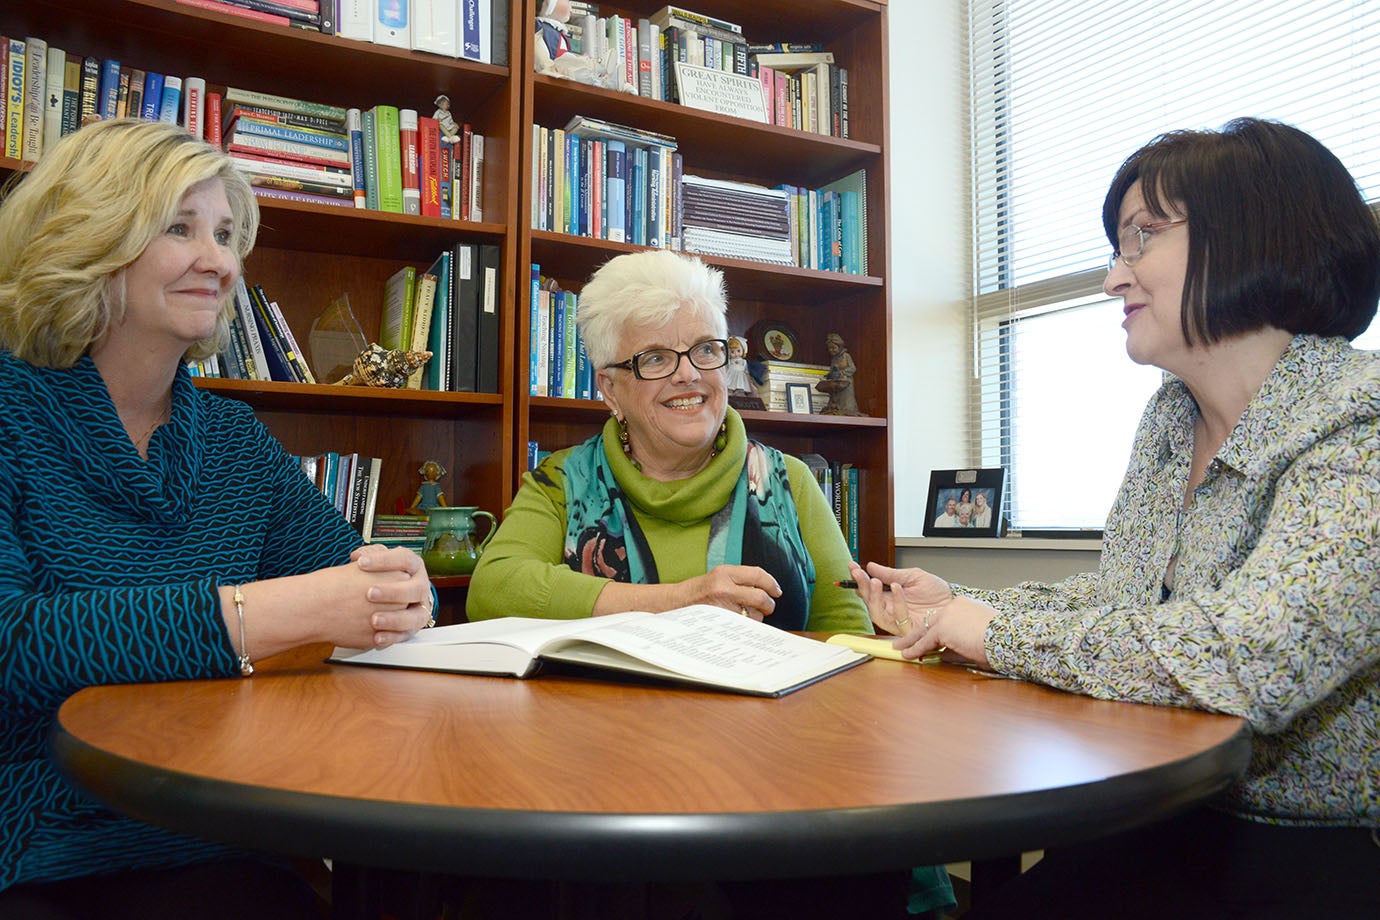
[409,460,449,514]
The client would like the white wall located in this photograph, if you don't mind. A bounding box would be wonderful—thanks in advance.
[887,1,970,539]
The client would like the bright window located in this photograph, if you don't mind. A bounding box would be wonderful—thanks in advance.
[968,0,1380,530]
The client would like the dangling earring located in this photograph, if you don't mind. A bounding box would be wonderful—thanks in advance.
[712,421,727,457]
[617,414,640,471]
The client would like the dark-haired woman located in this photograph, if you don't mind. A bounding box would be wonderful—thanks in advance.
[851,118,1380,917]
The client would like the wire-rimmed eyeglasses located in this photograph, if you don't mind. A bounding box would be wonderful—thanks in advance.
[605,339,729,380]
[1107,219,1186,272]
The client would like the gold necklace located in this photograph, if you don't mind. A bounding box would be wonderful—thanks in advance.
[133,403,170,453]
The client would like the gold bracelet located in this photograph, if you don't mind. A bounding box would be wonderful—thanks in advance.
[232,585,254,677]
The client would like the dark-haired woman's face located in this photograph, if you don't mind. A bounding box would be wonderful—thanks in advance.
[1103,181,1191,372]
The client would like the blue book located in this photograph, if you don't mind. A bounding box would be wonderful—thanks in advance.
[346,108,366,209]
[578,138,591,237]
[158,75,182,125]
[232,117,349,151]
[562,290,578,399]
[605,140,626,243]
[140,72,163,121]
[529,263,541,396]
[565,130,579,235]
[361,108,379,211]
[424,250,451,391]
[459,0,482,61]
[839,189,860,275]
[575,328,591,400]
[97,60,121,120]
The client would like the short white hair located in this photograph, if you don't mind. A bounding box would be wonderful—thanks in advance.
[576,250,727,368]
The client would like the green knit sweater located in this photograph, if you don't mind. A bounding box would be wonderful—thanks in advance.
[468,410,871,634]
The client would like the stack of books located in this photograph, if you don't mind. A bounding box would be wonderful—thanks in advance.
[368,514,428,551]
[298,451,382,539]
[680,175,793,266]
[224,88,354,208]
[760,360,830,413]
[175,0,329,32]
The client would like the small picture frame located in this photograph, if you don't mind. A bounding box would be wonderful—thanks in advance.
[922,468,1005,538]
[785,383,813,414]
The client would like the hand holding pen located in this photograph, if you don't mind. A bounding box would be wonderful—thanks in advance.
[845,560,996,666]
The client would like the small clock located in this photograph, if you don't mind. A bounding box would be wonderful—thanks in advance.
[745,319,801,363]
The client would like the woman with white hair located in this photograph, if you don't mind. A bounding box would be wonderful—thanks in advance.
[469,249,868,633]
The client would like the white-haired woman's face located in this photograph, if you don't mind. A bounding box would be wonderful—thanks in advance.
[597,310,727,478]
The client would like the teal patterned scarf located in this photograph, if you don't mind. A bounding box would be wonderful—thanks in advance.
[561,427,815,629]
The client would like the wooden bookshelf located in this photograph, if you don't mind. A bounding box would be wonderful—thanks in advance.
[0,0,894,622]
[519,0,894,568]
[0,0,523,624]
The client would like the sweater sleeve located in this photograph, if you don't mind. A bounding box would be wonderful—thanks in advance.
[466,452,610,621]
[784,456,872,634]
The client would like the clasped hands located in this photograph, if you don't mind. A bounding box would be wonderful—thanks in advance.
[846,561,995,667]
[349,545,434,647]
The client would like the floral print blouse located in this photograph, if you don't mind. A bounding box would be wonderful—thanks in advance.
[973,335,1378,828]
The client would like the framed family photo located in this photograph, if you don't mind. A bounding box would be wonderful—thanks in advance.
[785,383,813,414]
[921,468,1006,538]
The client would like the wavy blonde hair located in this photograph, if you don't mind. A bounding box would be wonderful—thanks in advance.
[0,118,259,367]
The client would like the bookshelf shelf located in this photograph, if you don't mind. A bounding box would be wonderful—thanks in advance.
[1,0,894,616]
[518,0,893,568]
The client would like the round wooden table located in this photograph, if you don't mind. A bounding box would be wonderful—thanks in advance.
[52,644,1250,882]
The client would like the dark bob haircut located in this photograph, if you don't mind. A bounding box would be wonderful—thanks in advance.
[1102,118,1380,345]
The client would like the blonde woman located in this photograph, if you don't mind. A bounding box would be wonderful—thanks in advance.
[0,119,432,916]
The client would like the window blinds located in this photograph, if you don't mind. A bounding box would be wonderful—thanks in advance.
[966,0,1380,529]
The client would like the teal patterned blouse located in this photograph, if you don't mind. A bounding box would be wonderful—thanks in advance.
[974,334,1378,828]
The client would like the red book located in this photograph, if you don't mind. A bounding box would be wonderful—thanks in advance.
[174,0,290,26]
[227,143,349,172]
[418,116,441,218]
[399,108,420,216]
[206,92,223,147]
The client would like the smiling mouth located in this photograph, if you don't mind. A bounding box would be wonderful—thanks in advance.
[663,395,706,410]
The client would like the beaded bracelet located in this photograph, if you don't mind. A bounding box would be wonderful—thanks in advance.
[232,585,254,677]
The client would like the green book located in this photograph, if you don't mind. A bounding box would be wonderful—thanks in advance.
[380,266,416,352]
[371,104,403,214]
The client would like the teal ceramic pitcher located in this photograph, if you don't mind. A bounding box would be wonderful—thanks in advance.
[421,506,497,576]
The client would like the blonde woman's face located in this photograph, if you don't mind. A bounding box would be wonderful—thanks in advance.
[118,179,239,354]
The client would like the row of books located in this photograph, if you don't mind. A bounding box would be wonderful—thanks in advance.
[1,36,215,162]
[298,450,383,540]
[176,0,329,31]
[800,453,862,561]
[564,6,848,138]
[171,0,507,66]
[227,87,487,220]
[528,266,600,401]
[187,278,317,383]
[779,169,868,275]
[383,241,502,394]
[334,0,507,64]
[533,116,682,250]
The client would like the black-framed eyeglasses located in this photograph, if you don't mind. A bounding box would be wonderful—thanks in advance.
[605,339,729,380]
[1107,219,1187,272]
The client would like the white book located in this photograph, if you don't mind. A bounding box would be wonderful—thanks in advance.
[468,132,483,222]
[338,0,374,41]
[328,604,869,697]
[229,155,353,188]
[374,0,411,48]
[182,76,206,140]
[42,45,64,156]
[411,0,458,57]
[22,37,46,162]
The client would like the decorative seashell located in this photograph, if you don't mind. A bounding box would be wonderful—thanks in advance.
[335,343,433,388]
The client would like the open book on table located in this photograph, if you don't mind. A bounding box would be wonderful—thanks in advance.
[328,604,870,697]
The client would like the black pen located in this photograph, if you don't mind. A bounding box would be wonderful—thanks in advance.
[833,580,891,591]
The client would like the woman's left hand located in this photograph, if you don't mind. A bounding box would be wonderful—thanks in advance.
[353,545,435,642]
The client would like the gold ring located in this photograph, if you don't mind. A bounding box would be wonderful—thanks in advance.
[923,609,935,630]
[425,617,436,629]
[740,607,750,617]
